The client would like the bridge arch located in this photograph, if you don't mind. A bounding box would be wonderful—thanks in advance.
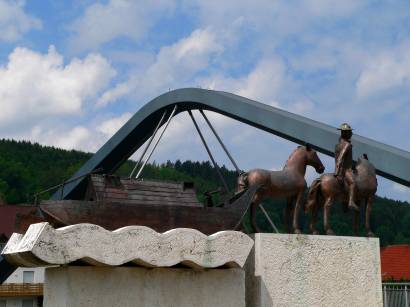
[54,88,410,199]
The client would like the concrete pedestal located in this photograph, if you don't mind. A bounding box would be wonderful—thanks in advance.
[4,223,384,306]
[44,266,245,307]
[246,234,383,307]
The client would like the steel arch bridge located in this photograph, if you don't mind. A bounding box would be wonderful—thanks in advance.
[53,88,410,200]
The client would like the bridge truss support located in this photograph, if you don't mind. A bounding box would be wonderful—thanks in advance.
[52,88,410,200]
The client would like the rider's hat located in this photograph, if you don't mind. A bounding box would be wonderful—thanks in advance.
[337,123,353,131]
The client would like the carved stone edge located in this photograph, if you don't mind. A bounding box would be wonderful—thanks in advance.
[2,223,254,269]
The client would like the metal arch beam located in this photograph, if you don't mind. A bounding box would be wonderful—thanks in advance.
[53,88,410,199]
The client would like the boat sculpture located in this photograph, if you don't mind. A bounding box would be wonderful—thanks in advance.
[15,174,258,235]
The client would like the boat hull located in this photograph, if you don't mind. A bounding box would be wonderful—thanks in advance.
[18,186,257,235]
[39,201,239,235]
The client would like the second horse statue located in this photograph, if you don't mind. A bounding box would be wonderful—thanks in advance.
[237,144,325,234]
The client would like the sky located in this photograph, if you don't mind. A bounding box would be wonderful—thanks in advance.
[0,0,409,201]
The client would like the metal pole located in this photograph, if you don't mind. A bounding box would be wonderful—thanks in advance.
[383,285,387,307]
[259,203,280,233]
[188,110,230,193]
[135,105,178,179]
[405,284,408,307]
[199,110,241,175]
[129,110,167,178]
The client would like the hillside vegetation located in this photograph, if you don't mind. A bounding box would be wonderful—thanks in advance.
[0,139,409,246]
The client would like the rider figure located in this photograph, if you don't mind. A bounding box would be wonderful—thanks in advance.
[334,123,359,211]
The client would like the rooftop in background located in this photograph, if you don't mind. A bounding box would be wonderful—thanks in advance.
[0,202,36,241]
[381,245,410,281]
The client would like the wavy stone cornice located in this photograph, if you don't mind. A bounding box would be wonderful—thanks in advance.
[2,223,253,269]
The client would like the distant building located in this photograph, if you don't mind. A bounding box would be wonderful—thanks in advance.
[381,245,410,281]
[0,202,43,307]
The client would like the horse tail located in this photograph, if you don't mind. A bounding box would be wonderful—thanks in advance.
[237,171,248,192]
[304,178,321,213]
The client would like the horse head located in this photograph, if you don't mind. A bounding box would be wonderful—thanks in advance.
[356,153,376,176]
[304,143,325,174]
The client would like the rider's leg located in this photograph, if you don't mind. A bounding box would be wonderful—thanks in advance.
[345,171,359,211]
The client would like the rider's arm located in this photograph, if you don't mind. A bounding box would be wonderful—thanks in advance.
[335,142,351,177]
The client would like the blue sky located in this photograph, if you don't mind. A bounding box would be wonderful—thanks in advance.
[0,0,409,201]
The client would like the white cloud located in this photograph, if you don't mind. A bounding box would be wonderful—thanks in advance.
[356,43,410,97]
[189,0,365,50]
[97,112,133,138]
[24,113,135,153]
[202,57,285,107]
[50,126,92,151]
[237,59,284,106]
[0,46,116,130]
[305,0,363,17]
[290,99,314,115]
[97,28,223,106]
[392,183,410,194]
[27,124,96,151]
[68,0,175,52]
[0,0,42,42]
[97,82,133,107]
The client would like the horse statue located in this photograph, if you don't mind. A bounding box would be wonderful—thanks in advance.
[237,144,325,234]
[305,154,377,236]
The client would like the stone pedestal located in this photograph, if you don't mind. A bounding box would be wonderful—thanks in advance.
[2,223,253,307]
[44,266,245,307]
[3,223,385,307]
[246,234,383,307]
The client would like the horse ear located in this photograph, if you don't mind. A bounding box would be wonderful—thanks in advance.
[363,153,368,160]
[305,143,312,151]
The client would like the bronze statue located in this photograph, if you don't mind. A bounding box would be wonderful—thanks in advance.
[334,123,359,211]
[305,147,378,236]
[238,144,324,234]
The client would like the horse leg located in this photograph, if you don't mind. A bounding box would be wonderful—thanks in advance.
[366,195,375,237]
[251,200,263,233]
[284,197,294,233]
[323,197,335,235]
[309,200,320,235]
[353,200,360,236]
[292,192,303,234]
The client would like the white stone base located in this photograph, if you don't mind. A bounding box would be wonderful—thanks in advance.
[44,266,245,307]
[246,234,383,307]
[3,223,253,269]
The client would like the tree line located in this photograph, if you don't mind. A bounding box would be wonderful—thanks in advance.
[0,138,409,246]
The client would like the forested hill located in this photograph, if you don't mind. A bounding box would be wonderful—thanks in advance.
[0,138,409,246]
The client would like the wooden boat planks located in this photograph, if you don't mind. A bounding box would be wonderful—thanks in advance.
[87,175,201,207]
